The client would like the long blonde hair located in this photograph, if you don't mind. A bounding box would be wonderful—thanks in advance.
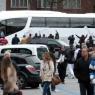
[43,52,52,69]
[1,52,15,81]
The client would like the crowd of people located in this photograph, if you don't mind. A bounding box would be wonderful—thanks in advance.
[37,33,95,95]
[11,31,59,45]
[39,42,95,95]
[38,34,95,95]
[1,31,95,95]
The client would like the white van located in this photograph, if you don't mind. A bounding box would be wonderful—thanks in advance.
[0,44,49,60]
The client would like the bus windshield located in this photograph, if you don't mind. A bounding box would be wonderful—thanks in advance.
[0,18,27,36]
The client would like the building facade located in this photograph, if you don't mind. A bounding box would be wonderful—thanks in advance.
[4,0,95,13]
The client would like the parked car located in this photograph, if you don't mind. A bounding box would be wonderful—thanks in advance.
[0,53,41,89]
[0,44,49,60]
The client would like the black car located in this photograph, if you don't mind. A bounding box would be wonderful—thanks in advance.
[0,53,41,89]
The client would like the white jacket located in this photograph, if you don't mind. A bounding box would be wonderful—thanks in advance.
[40,60,54,82]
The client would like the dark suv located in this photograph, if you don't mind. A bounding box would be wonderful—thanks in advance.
[31,38,69,59]
[0,53,41,89]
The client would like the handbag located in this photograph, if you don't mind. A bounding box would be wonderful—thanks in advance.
[52,75,61,85]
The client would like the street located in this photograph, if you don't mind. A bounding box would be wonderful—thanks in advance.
[0,77,80,95]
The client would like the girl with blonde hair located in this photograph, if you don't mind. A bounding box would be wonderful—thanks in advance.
[1,51,19,95]
[40,52,54,95]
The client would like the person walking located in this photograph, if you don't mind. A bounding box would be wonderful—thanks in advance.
[12,34,20,44]
[66,46,75,78]
[74,44,93,95]
[40,52,54,95]
[0,51,20,95]
[57,47,67,83]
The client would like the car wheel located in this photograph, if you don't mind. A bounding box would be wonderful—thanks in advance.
[31,83,39,88]
[17,75,26,89]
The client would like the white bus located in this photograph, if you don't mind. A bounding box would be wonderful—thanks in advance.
[0,10,95,45]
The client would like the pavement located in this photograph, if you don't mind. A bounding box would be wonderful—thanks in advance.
[0,77,80,95]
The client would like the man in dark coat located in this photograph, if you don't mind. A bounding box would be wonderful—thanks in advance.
[12,34,20,44]
[68,35,75,47]
[74,45,93,95]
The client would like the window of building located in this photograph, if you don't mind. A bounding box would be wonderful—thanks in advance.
[11,0,28,8]
[37,0,40,8]
[41,0,57,8]
[63,0,81,9]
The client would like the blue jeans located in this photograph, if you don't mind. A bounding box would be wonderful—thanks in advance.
[43,81,51,95]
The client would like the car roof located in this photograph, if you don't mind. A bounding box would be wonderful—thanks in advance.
[0,53,36,59]
[0,44,48,51]
[31,38,69,46]
[31,38,48,44]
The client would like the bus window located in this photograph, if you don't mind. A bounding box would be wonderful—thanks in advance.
[46,17,69,28]
[0,18,28,36]
[70,18,95,28]
[30,17,45,27]
[30,17,69,28]
[30,17,95,28]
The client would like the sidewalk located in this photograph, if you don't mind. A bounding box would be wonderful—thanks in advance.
[0,78,80,95]
[51,78,80,95]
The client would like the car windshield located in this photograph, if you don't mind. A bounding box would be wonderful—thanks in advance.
[37,47,48,60]
[26,56,40,65]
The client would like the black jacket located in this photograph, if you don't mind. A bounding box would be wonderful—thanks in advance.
[12,37,20,44]
[74,57,91,83]
[68,36,75,44]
